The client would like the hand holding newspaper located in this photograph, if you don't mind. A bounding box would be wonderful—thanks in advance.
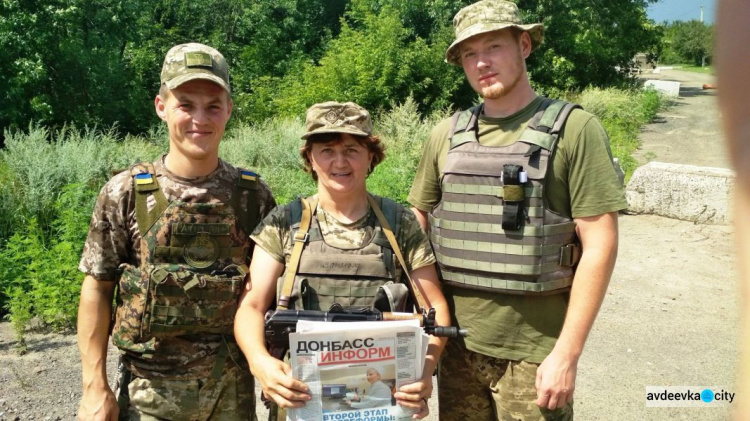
[287,318,430,421]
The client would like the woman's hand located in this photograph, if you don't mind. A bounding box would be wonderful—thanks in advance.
[393,377,432,419]
[252,354,311,409]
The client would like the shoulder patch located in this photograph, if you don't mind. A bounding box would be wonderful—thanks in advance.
[237,168,260,190]
[135,173,154,185]
[241,170,257,182]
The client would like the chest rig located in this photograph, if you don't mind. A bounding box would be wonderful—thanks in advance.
[111,162,260,356]
[430,98,582,295]
[276,195,407,311]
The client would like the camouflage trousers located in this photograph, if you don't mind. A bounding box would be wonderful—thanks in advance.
[115,364,257,421]
[438,340,573,421]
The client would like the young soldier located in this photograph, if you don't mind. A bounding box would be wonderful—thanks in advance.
[408,1,627,419]
[76,43,275,420]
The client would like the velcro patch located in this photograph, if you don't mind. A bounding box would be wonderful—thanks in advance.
[241,171,257,181]
[135,173,153,185]
[185,52,212,68]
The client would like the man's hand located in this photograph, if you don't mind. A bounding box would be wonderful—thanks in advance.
[78,386,119,421]
[534,348,578,410]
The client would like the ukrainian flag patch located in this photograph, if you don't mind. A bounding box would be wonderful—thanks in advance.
[241,171,257,181]
[135,173,153,185]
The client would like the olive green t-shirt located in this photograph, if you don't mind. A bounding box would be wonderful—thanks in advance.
[408,97,627,362]
[252,194,436,273]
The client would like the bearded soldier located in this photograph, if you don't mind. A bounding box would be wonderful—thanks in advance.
[409,1,627,419]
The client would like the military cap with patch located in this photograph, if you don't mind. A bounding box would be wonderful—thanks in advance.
[160,43,231,93]
[445,0,544,66]
[302,101,372,140]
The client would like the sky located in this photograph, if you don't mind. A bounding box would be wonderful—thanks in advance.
[647,0,716,24]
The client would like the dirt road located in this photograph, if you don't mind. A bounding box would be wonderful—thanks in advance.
[575,69,738,420]
[0,70,739,420]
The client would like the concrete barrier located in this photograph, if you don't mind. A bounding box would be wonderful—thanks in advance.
[644,79,681,97]
[626,162,735,224]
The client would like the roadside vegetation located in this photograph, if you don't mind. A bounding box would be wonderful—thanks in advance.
[0,89,665,341]
[1,0,672,342]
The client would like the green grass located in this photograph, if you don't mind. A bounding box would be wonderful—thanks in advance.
[681,65,714,74]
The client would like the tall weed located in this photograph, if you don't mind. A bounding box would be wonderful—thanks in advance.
[579,87,665,179]
[219,117,316,204]
[368,97,448,204]
[1,124,162,237]
[0,184,96,342]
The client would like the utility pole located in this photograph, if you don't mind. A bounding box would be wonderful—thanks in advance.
[700,5,706,67]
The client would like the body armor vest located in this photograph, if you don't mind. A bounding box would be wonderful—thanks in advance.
[430,99,582,295]
[111,163,260,356]
[279,195,404,311]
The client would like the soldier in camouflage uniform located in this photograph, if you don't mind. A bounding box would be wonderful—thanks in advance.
[76,43,275,420]
[233,101,450,419]
[408,1,628,420]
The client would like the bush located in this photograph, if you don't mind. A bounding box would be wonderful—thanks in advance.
[579,86,665,179]
[1,184,98,341]
[368,97,448,204]
[0,124,163,237]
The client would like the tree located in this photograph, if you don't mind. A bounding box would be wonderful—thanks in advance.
[0,0,147,142]
[273,0,468,117]
[660,20,714,66]
[518,0,662,91]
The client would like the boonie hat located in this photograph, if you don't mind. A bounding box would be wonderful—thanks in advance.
[302,101,372,140]
[160,43,231,93]
[445,0,545,66]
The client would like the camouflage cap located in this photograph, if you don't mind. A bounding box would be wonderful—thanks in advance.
[160,43,231,93]
[301,101,372,140]
[445,0,544,66]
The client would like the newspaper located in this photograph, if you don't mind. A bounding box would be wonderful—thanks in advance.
[287,318,430,421]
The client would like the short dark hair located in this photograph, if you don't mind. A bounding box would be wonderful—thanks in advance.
[300,132,386,181]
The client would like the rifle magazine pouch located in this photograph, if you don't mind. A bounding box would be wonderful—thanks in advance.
[373,282,409,312]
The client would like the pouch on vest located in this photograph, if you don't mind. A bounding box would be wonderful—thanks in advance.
[372,282,410,312]
[502,164,526,231]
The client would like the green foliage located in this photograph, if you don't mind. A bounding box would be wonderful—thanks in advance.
[0,85,663,334]
[659,20,714,66]
[0,124,161,333]
[368,97,449,203]
[0,0,153,139]
[579,87,664,179]
[1,124,162,236]
[0,0,350,142]
[219,118,316,204]
[520,0,662,91]
[1,0,663,139]
[0,184,96,340]
[274,0,466,117]
[680,65,713,74]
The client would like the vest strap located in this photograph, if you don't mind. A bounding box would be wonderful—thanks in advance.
[232,168,261,238]
[278,197,317,310]
[449,104,483,150]
[367,195,429,312]
[131,163,169,237]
